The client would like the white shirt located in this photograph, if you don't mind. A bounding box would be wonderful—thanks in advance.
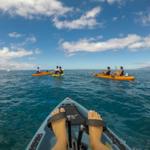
[37,68,40,72]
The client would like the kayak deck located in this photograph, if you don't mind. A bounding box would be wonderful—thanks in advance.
[95,73,135,81]
[26,97,131,150]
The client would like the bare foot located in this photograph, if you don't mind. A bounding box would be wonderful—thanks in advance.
[51,108,67,150]
[88,111,109,150]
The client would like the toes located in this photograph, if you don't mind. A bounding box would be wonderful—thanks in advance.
[93,111,98,120]
[51,108,59,116]
[51,110,56,115]
[88,110,94,119]
[60,107,65,112]
[95,112,102,120]
[97,114,100,119]
[96,112,99,120]
[51,108,65,116]
[55,108,59,114]
[98,114,102,120]
[88,110,102,120]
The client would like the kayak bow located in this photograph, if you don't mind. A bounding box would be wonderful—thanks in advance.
[26,97,131,150]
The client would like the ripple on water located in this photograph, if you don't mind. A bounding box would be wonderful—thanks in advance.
[0,70,150,150]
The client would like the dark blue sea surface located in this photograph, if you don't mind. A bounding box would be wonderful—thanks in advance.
[0,70,150,150]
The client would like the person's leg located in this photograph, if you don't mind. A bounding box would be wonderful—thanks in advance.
[51,108,68,150]
[88,111,109,150]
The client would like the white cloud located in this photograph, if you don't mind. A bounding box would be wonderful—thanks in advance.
[0,47,33,59]
[112,16,118,21]
[85,7,101,18]
[0,59,36,70]
[106,0,122,4]
[0,46,40,70]
[53,7,102,29]
[128,36,150,49]
[9,35,37,49]
[0,32,40,70]
[0,0,72,19]
[8,32,23,38]
[136,10,150,26]
[61,34,150,54]
[25,35,37,43]
[8,32,36,43]
[34,48,41,54]
[0,1,102,30]
[94,0,123,4]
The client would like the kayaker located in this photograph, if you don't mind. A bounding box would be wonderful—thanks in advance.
[120,66,124,76]
[59,66,63,74]
[50,108,109,150]
[113,66,124,76]
[36,66,40,73]
[54,66,60,74]
[102,66,111,75]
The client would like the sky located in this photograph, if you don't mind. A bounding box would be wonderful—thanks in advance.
[0,0,150,70]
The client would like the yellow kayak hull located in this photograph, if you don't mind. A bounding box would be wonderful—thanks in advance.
[95,73,135,81]
[51,73,64,77]
[32,72,53,76]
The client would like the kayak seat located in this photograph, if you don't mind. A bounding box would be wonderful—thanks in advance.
[61,103,87,125]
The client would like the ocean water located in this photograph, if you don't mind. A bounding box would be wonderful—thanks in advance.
[0,70,150,150]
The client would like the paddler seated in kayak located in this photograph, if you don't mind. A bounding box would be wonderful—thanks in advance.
[36,66,40,73]
[120,66,124,76]
[54,66,60,74]
[50,108,109,150]
[59,66,64,74]
[102,66,111,75]
[113,66,124,76]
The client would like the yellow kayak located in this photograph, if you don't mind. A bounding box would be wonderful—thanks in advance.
[51,73,64,77]
[32,72,53,76]
[95,73,135,81]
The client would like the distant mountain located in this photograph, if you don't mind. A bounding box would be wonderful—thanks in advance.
[139,66,150,70]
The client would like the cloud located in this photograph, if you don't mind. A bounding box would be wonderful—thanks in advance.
[34,48,41,54]
[0,32,40,70]
[112,17,118,21]
[0,1,101,30]
[8,32,36,43]
[9,35,37,49]
[94,0,123,4]
[0,46,39,70]
[25,35,37,43]
[128,36,150,49]
[0,47,33,59]
[61,34,150,54]
[0,59,36,70]
[0,0,72,19]
[53,7,102,29]
[106,0,122,4]
[136,10,150,26]
[8,32,23,38]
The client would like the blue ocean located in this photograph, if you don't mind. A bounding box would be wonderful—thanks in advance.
[0,70,150,150]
